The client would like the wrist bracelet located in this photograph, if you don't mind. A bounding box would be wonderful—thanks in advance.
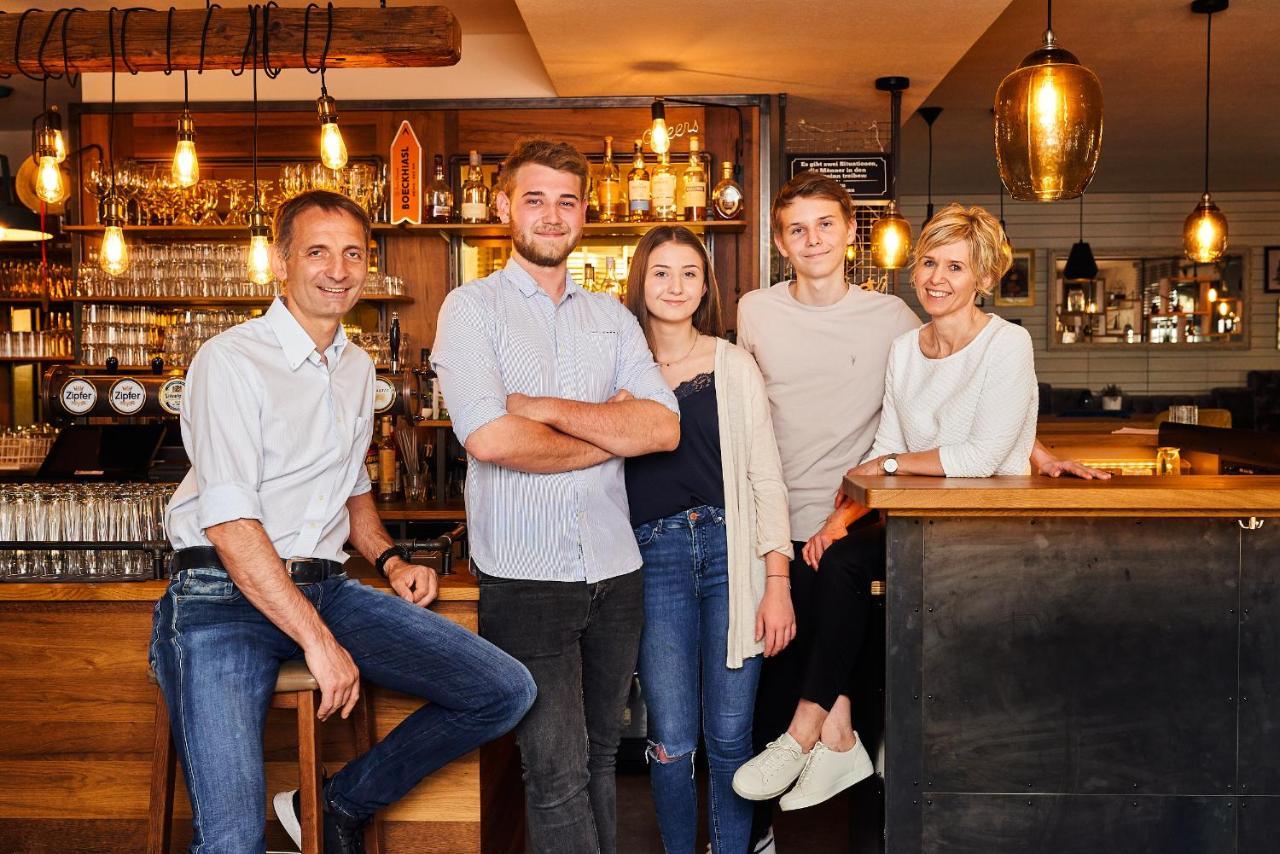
[766,574,789,580]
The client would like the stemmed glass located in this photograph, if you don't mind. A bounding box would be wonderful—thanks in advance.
[83,162,112,224]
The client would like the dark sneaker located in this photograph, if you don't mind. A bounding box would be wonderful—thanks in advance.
[273,788,366,853]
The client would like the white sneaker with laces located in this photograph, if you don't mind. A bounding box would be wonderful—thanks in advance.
[778,736,874,811]
[706,825,776,854]
[732,733,810,801]
[273,788,302,849]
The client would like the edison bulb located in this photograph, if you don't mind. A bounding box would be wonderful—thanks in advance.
[650,119,670,156]
[172,139,200,188]
[320,122,348,170]
[36,155,66,205]
[99,226,130,277]
[53,129,67,163]
[247,234,274,286]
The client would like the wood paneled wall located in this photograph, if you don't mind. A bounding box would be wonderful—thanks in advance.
[896,191,1280,395]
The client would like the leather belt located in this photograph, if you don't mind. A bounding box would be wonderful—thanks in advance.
[169,546,345,584]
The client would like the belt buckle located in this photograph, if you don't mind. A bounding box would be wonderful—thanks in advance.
[284,558,307,581]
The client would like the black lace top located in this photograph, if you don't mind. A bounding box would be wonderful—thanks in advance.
[625,372,725,526]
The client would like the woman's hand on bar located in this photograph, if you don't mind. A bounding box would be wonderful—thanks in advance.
[1030,440,1112,480]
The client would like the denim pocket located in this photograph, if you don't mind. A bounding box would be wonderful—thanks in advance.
[174,569,240,602]
[634,521,662,546]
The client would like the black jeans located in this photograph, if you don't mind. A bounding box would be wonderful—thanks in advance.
[477,568,644,854]
[752,512,886,839]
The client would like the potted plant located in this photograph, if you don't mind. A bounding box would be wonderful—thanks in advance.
[1100,384,1123,411]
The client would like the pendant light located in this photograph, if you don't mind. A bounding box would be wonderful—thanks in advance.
[919,106,942,229]
[34,87,67,205]
[994,0,1103,201]
[247,31,274,288]
[310,5,348,170]
[648,99,671,156]
[1183,0,1228,263]
[1063,193,1097,281]
[871,76,912,270]
[99,9,129,277]
[172,72,200,188]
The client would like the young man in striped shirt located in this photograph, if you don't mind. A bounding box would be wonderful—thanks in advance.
[432,139,680,854]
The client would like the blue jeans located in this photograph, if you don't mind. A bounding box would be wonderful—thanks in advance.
[149,565,536,853]
[636,506,761,854]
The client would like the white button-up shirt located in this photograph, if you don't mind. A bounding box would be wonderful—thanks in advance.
[432,258,678,583]
[165,298,375,563]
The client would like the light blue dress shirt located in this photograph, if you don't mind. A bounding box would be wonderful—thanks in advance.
[165,298,375,563]
[432,258,679,583]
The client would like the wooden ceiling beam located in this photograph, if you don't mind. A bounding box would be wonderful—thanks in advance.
[0,6,460,76]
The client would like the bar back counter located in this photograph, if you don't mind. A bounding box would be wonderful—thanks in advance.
[843,474,1280,854]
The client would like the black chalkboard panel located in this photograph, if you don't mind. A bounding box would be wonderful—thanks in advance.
[786,153,892,200]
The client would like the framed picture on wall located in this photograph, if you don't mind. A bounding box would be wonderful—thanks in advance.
[1266,246,1280,293]
[996,250,1034,307]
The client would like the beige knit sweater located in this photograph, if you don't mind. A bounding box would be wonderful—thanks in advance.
[714,338,794,668]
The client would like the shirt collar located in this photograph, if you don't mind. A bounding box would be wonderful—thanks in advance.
[502,256,581,302]
[264,297,348,371]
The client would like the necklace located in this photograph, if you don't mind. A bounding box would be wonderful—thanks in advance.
[657,332,700,367]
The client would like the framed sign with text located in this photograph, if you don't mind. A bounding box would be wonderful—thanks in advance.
[786,153,892,201]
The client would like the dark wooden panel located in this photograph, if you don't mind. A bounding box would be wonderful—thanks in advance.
[1239,519,1280,795]
[920,518,1238,795]
[1238,796,1280,854]
[921,794,1234,854]
[885,517,926,854]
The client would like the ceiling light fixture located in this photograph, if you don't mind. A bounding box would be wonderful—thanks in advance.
[871,76,912,270]
[994,0,1103,201]
[172,73,200,188]
[310,4,348,170]
[919,106,942,229]
[99,9,129,277]
[1183,0,1229,263]
[1062,193,1098,281]
[648,98,670,156]
[247,19,273,288]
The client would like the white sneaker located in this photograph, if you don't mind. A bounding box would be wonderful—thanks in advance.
[732,733,810,800]
[705,825,776,854]
[778,736,874,811]
[272,789,302,849]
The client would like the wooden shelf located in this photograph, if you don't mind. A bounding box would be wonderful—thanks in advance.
[1,296,73,305]
[373,219,747,238]
[66,294,412,305]
[65,224,252,238]
[0,355,72,363]
[376,499,467,521]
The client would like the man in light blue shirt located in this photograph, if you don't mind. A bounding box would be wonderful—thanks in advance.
[433,139,679,854]
[153,190,535,853]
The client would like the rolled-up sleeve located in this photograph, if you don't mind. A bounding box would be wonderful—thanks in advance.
[612,308,679,416]
[181,343,265,530]
[431,289,509,445]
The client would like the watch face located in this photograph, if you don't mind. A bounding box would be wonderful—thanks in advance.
[883,457,898,474]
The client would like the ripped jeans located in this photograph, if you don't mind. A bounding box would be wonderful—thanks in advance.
[635,506,762,853]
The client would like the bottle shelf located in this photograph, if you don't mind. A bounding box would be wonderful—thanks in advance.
[65,220,747,239]
[0,356,73,364]
[64,294,413,306]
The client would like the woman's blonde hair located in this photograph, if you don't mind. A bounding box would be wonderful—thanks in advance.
[625,226,724,339]
[913,203,1012,295]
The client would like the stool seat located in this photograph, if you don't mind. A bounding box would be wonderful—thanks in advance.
[147,659,319,693]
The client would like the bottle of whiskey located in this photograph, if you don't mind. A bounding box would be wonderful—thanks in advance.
[712,161,744,220]
[460,150,489,224]
[651,152,678,221]
[427,154,453,223]
[627,140,651,222]
[681,135,708,221]
[377,416,399,501]
[586,178,601,223]
[488,163,504,222]
[598,136,625,223]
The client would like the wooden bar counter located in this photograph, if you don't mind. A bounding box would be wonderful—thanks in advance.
[843,474,1280,854]
[0,561,522,854]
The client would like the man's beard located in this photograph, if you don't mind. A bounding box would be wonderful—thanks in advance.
[512,225,578,268]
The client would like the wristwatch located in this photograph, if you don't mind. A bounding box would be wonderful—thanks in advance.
[881,454,900,475]
[375,545,412,578]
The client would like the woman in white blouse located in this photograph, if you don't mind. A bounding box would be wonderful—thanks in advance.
[854,202,1038,478]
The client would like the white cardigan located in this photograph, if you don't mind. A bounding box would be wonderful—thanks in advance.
[713,338,794,668]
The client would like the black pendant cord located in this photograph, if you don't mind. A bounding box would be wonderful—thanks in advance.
[1047,0,1053,31]
[1079,193,1085,242]
[1202,10,1213,194]
[107,7,116,190]
[926,122,933,213]
[252,22,259,201]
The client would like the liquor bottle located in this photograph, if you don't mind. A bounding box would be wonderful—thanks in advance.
[365,438,380,486]
[598,136,625,223]
[583,263,597,293]
[712,161,744,220]
[627,140,651,222]
[488,163,504,222]
[586,179,601,223]
[651,152,678,221]
[460,150,489,224]
[377,416,399,501]
[427,154,453,223]
[680,135,708,221]
[601,256,624,300]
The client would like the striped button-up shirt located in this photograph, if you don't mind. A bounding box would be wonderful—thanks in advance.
[432,258,678,583]
[166,298,375,563]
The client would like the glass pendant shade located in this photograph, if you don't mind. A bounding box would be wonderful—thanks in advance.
[1183,193,1228,263]
[995,35,1103,201]
[871,201,912,270]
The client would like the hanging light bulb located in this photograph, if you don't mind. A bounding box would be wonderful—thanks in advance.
[871,201,912,269]
[171,109,200,188]
[34,123,65,205]
[99,192,130,277]
[994,0,1103,201]
[316,92,348,170]
[1183,0,1229,263]
[247,205,274,286]
[45,106,67,163]
[649,99,671,156]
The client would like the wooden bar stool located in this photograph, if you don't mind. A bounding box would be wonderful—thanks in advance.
[146,661,381,854]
